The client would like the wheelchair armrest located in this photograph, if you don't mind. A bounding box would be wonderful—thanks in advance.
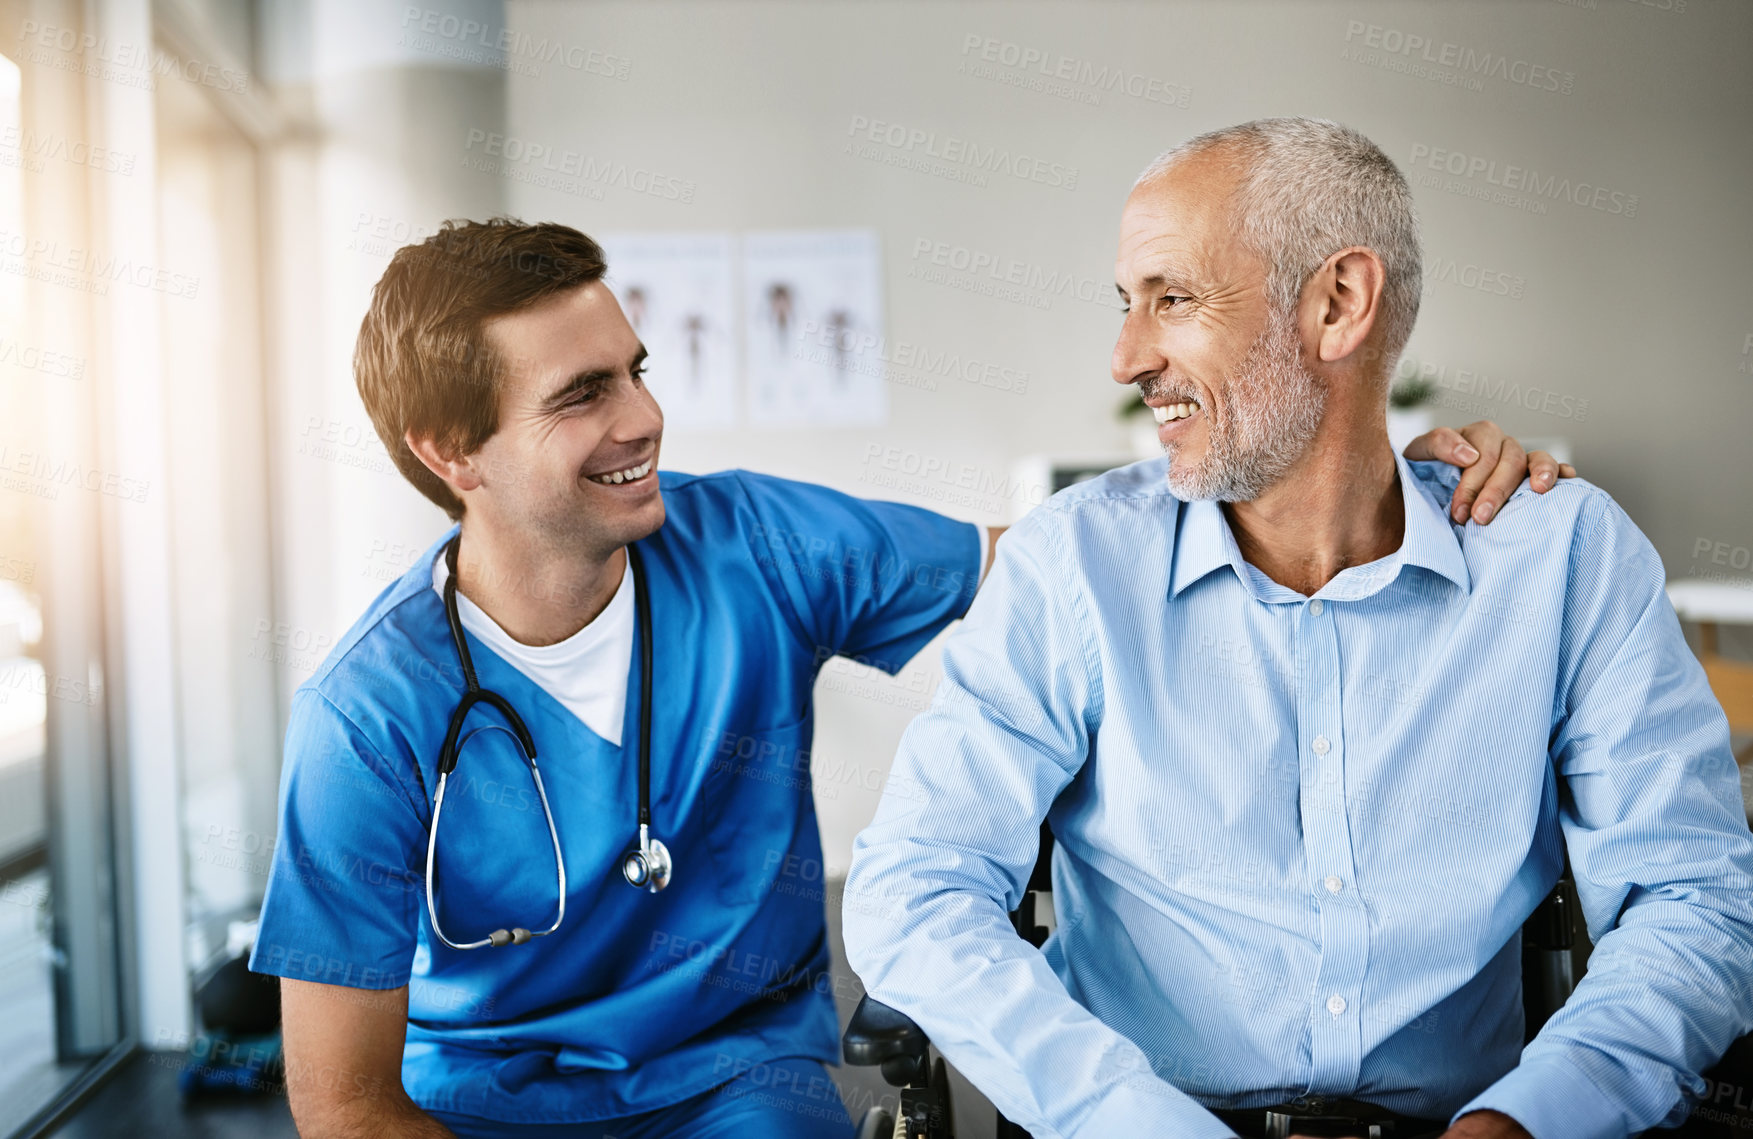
[842,994,931,1068]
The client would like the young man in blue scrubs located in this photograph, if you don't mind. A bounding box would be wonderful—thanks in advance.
[248,218,1565,1138]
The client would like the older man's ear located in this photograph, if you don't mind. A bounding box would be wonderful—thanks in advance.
[1309,246,1388,366]
[1403,420,1578,525]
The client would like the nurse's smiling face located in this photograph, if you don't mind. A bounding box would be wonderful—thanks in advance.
[469,281,666,558]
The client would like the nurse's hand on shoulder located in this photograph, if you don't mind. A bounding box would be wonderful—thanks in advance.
[280,978,457,1138]
[1403,419,1577,526]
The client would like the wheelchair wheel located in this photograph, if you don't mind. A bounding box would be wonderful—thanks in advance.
[854,1107,897,1139]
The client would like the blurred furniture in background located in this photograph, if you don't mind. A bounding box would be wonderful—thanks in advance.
[1667,579,1753,766]
[1007,455,1137,525]
[1517,437,1572,467]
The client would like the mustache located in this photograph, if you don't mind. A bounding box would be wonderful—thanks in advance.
[1137,375,1202,404]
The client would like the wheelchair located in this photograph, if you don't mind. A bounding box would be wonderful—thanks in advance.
[841,822,1753,1139]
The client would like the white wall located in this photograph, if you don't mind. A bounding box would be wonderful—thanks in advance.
[261,0,507,717]
[484,0,1753,867]
[264,1,1753,872]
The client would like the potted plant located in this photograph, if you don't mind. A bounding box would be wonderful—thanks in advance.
[1118,394,1165,460]
[1386,375,1437,452]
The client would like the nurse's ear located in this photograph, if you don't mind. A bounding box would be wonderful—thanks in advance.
[405,429,485,497]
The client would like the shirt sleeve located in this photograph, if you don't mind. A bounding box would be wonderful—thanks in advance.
[1458,494,1753,1138]
[248,688,428,990]
[841,508,1239,1139]
[735,471,983,676]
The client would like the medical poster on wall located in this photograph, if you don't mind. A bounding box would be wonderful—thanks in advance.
[743,229,886,428]
[597,232,738,431]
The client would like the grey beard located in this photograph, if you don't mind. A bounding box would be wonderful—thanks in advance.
[1156,307,1327,503]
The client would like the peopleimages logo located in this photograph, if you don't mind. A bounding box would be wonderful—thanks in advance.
[399,6,631,79]
[905,236,1119,312]
[17,19,250,93]
[1397,355,1590,422]
[1408,144,1638,218]
[794,318,1029,396]
[956,33,1190,108]
[1422,256,1526,300]
[845,116,1078,191]
[1342,21,1576,95]
[461,130,695,204]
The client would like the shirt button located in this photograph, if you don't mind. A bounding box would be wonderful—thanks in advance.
[1324,875,1344,895]
[1309,599,1325,616]
[1327,994,1347,1015]
[1312,735,1331,756]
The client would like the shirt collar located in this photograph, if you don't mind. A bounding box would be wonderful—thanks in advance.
[1168,450,1471,601]
[1168,492,1239,599]
[1392,451,1471,595]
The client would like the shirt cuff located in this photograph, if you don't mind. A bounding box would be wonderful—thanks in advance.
[1455,1052,1627,1139]
[1073,1083,1239,1139]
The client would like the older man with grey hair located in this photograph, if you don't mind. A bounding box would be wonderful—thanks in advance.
[844,118,1753,1139]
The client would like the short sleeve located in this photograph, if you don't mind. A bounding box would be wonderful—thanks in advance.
[248,689,428,990]
[735,471,981,675]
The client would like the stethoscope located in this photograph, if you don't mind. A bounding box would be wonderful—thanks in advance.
[424,533,672,952]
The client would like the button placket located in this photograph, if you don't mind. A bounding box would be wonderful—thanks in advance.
[1295,596,1366,1091]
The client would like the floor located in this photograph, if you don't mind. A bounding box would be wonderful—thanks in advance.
[38,876,998,1139]
[0,866,90,1138]
[37,1052,301,1139]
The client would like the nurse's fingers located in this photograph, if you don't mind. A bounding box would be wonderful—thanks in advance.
[1444,422,1509,525]
[1401,426,1479,468]
[1525,451,1580,494]
[1463,429,1527,526]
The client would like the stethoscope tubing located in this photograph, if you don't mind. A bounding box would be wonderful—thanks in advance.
[424,533,664,952]
[621,542,671,893]
[425,759,569,950]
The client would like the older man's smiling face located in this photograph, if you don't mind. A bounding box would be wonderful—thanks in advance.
[1111,148,1327,502]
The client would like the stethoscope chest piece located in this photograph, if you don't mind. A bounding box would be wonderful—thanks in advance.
[622,827,672,893]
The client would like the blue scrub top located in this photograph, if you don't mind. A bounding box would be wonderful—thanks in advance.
[249,470,980,1124]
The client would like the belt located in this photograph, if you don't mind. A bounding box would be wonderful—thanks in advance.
[1211,1097,1446,1139]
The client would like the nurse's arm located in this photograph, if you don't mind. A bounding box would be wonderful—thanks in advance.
[981,527,1004,586]
[280,978,456,1138]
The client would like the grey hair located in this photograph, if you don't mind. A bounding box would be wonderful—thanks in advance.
[1135,117,1422,368]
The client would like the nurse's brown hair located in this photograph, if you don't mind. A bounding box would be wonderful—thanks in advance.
[354,218,609,520]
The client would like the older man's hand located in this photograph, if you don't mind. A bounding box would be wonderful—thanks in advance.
[1439,1109,1534,1138]
[1402,419,1577,525]
[1288,1110,1532,1139]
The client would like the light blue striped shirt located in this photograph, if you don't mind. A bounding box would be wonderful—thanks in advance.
[844,453,1753,1139]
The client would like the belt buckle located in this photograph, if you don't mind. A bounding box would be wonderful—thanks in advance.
[1262,1098,1392,1139]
